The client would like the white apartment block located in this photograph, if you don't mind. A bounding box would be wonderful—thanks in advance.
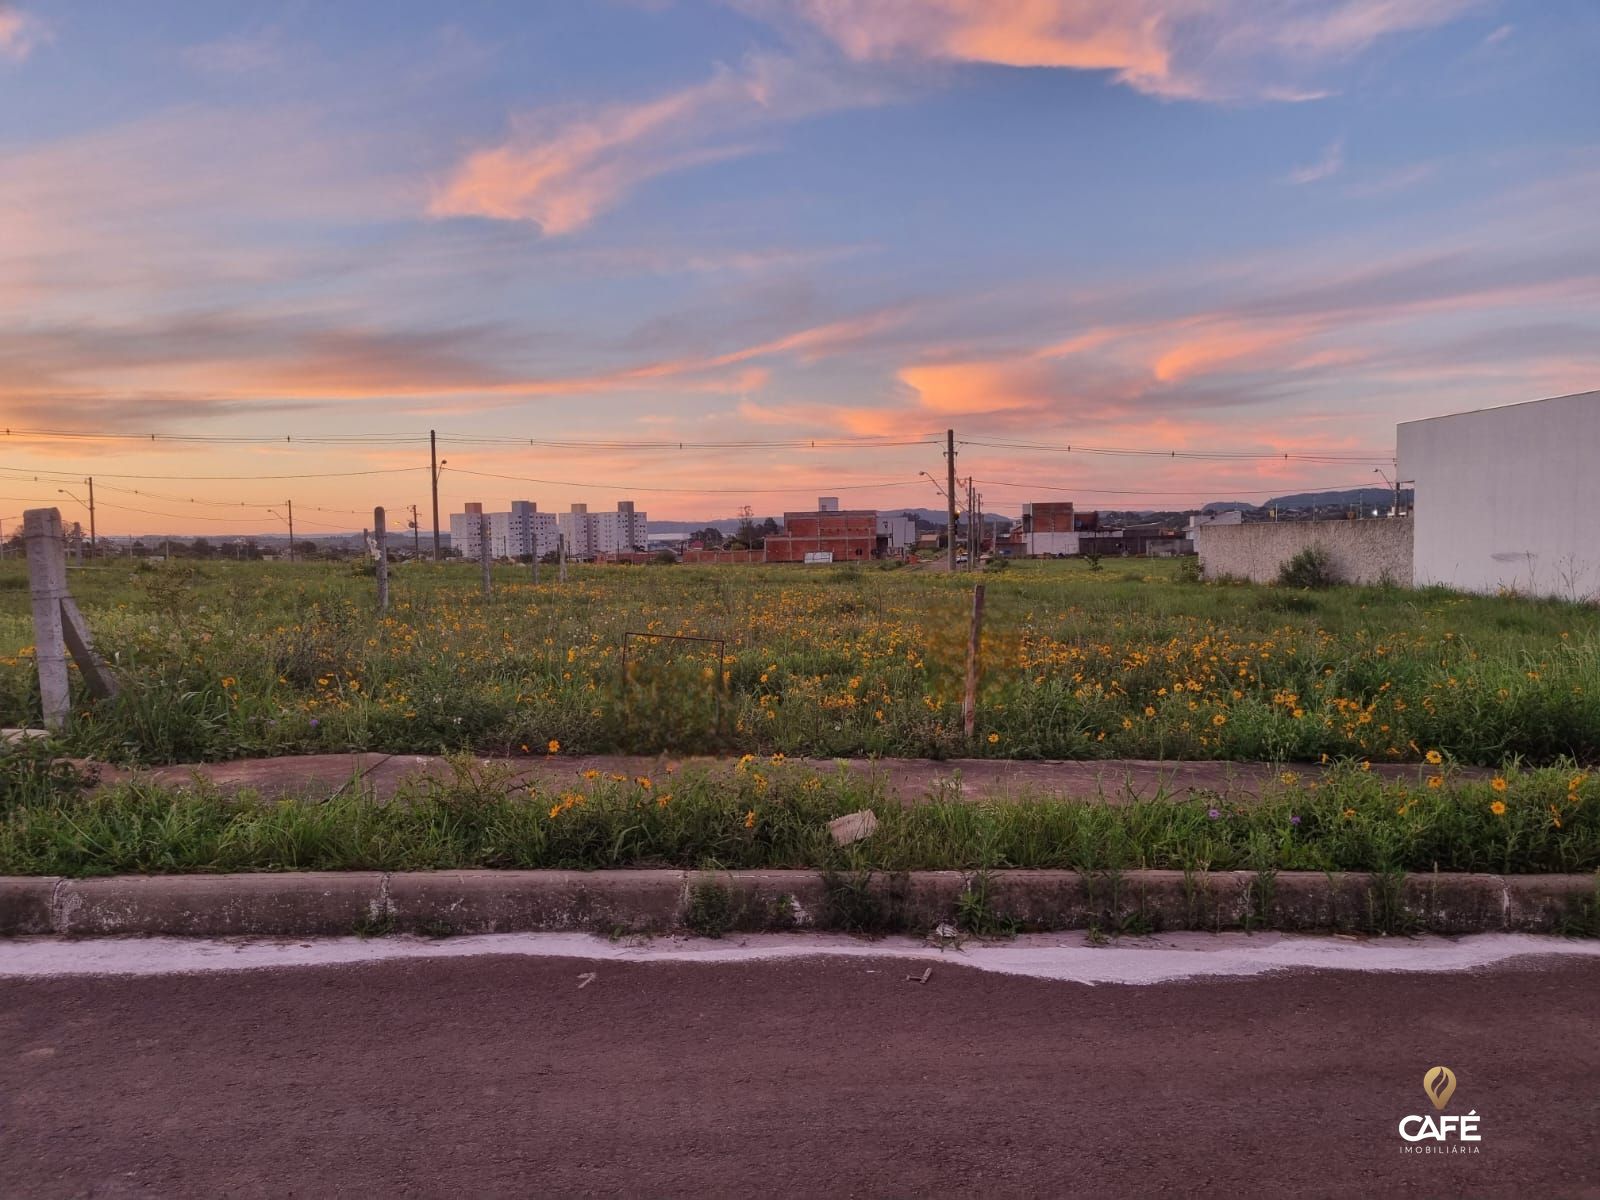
[490,501,559,560]
[449,503,486,559]
[557,501,649,560]
[450,500,560,560]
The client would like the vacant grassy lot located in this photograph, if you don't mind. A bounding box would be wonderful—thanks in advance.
[2,557,1596,766]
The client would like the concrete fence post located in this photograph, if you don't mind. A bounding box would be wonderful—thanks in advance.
[480,513,493,597]
[373,507,389,612]
[23,507,118,731]
[24,509,71,730]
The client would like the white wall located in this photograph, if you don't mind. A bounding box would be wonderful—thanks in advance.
[1398,391,1600,600]
[877,513,917,553]
[1027,531,1079,556]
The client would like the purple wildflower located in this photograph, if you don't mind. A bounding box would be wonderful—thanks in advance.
[1290,814,1302,826]
[309,718,320,728]
[1207,807,1221,820]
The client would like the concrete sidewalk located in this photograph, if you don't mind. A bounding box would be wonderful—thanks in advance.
[87,752,1487,805]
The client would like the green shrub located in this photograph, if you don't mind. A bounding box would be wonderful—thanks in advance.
[1278,546,1337,589]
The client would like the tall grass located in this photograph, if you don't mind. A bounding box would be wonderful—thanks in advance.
[1,558,1596,765]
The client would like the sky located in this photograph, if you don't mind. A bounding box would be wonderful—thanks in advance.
[2,0,1598,535]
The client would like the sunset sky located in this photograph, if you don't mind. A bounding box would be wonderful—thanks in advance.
[2,1,1598,534]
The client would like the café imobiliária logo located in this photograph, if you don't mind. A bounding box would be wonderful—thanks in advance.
[1398,1067,1482,1154]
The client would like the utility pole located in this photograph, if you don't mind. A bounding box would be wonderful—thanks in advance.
[287,499,295,562]
[968,479,977,570]
[430,430,441,563]
[945,429,957,571]
[409,503,421,558]
[86,477,96,557]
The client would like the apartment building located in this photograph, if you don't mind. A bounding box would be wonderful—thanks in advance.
[448,502,486,559]
[490,500,559,560]
[557,501,649,560]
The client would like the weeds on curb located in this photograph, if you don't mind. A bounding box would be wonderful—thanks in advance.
[685,882,736,938]
[1554,874,1600,938]
[955,870,1020,938]
[1365,867,1419,935]
[352,912,395,938]
[819,869,909,934]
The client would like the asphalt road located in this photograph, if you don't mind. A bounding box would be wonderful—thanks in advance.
[5,952,1598,1198]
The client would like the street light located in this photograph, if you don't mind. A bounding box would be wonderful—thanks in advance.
[57,488,91,560]
[1374,468,1402,518]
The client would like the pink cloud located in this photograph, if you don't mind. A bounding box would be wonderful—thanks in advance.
[0,6,48,62]
[430,54,888,233]
[793,0,1480,101]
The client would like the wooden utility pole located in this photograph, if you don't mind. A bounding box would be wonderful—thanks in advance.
[24,508,118,730]
[945,429,957,571]
[479,512,492,597]
[963,583,985,738]
[409,503,420,558]
[373,507,389,611]
[286,499,295,561]
[86,477,96,557]
[430,430,442,563]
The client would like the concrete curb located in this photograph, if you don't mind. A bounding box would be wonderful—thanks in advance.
[3,870,1596,938]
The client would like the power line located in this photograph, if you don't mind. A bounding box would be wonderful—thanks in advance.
[958,437,1390,463]
[2,428,427,445]
[433,433,945,450]
[2,427,944,450]
[2,426,1392,461]
[0,464,424,483]
[446,467,930,496]
[91,483,372,517]
[972,480,1388,499]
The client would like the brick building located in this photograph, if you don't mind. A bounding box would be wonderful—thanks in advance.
[764,502,885,562]
[1011,502,1100,555]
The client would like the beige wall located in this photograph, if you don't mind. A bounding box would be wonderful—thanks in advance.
[1195,519,1412,586]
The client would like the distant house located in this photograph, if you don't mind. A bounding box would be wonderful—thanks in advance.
[764,498,885,562]
[1018,502,1101,555]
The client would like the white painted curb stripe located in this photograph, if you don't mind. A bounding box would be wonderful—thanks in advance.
[2,931,1597,984]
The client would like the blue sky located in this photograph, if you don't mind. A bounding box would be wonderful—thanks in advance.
[1,1,1597,529]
